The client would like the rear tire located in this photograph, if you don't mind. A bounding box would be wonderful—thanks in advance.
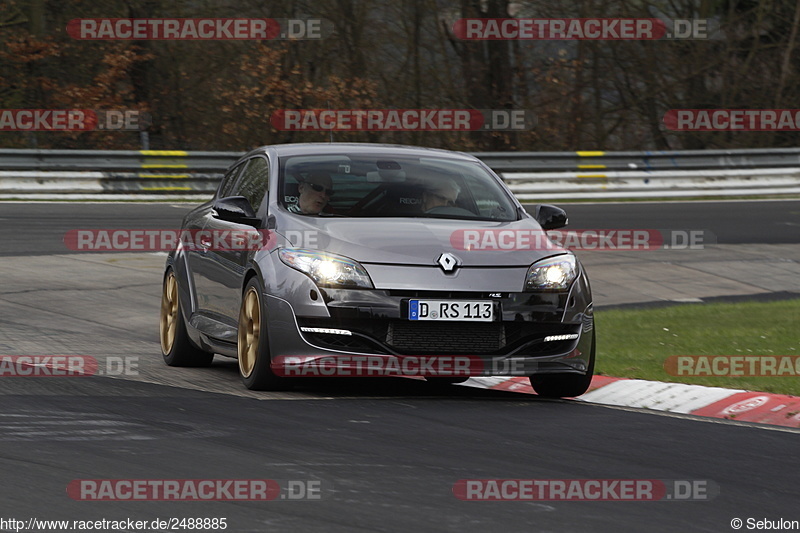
[530,331,595,398]
[238,277,289,391]
[160,268,214,367]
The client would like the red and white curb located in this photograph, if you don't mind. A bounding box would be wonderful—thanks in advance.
[463,376,800,429]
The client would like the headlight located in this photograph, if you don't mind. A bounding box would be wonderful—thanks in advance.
[279,248,374,289]
[525,254,578,291]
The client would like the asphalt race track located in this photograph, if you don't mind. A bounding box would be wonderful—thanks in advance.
[1,200,799,257]
[0,200,798,532]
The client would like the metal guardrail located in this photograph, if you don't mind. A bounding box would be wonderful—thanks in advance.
[472,148,800,172]
[0,149,241,172]
[1,148,800,199]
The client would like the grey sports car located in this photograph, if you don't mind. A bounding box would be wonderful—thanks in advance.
[160,143,595,397]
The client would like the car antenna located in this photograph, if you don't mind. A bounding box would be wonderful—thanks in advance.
[327,100,334,143]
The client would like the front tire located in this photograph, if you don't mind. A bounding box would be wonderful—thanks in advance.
[530,331,595,398]
[160,268,214,367]
[238,277,288,391]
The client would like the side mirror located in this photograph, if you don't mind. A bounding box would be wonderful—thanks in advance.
[535,204,568,230]
[212,196,262,227]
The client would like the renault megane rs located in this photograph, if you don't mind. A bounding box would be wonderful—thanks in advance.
[159,143,595,397]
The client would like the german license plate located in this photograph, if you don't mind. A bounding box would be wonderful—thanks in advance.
[408,300,493,321]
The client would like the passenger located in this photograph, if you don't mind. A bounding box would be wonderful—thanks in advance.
[422,178,460,212]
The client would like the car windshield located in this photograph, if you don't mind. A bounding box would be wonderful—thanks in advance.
[279,153,518,221]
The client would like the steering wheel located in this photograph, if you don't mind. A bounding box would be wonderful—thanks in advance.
[348,183,388,215]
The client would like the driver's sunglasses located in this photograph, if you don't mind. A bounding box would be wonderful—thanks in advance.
[308,183,334,196]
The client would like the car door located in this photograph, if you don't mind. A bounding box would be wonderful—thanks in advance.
[195,155,270,339]
[186,161,245,323]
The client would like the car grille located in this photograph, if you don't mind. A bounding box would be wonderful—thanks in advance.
[386,321,505,354]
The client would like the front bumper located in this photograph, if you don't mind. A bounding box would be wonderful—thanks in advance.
[264,286,594,377]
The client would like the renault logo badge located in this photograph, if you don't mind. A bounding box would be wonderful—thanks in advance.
[437,253,458,272]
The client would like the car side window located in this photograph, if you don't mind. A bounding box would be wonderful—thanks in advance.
[218,162,245,198]
[233,157,269,212]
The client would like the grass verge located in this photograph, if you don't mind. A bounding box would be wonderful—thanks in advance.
[595,298,800,396]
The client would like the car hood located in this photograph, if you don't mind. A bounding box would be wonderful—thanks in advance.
[276,215,568,267]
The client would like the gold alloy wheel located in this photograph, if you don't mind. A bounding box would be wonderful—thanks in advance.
[238,287,261,378]
[160,272,179,355]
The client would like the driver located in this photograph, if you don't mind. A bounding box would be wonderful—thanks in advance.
[422,178,460,212]
[289,172,334,215]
